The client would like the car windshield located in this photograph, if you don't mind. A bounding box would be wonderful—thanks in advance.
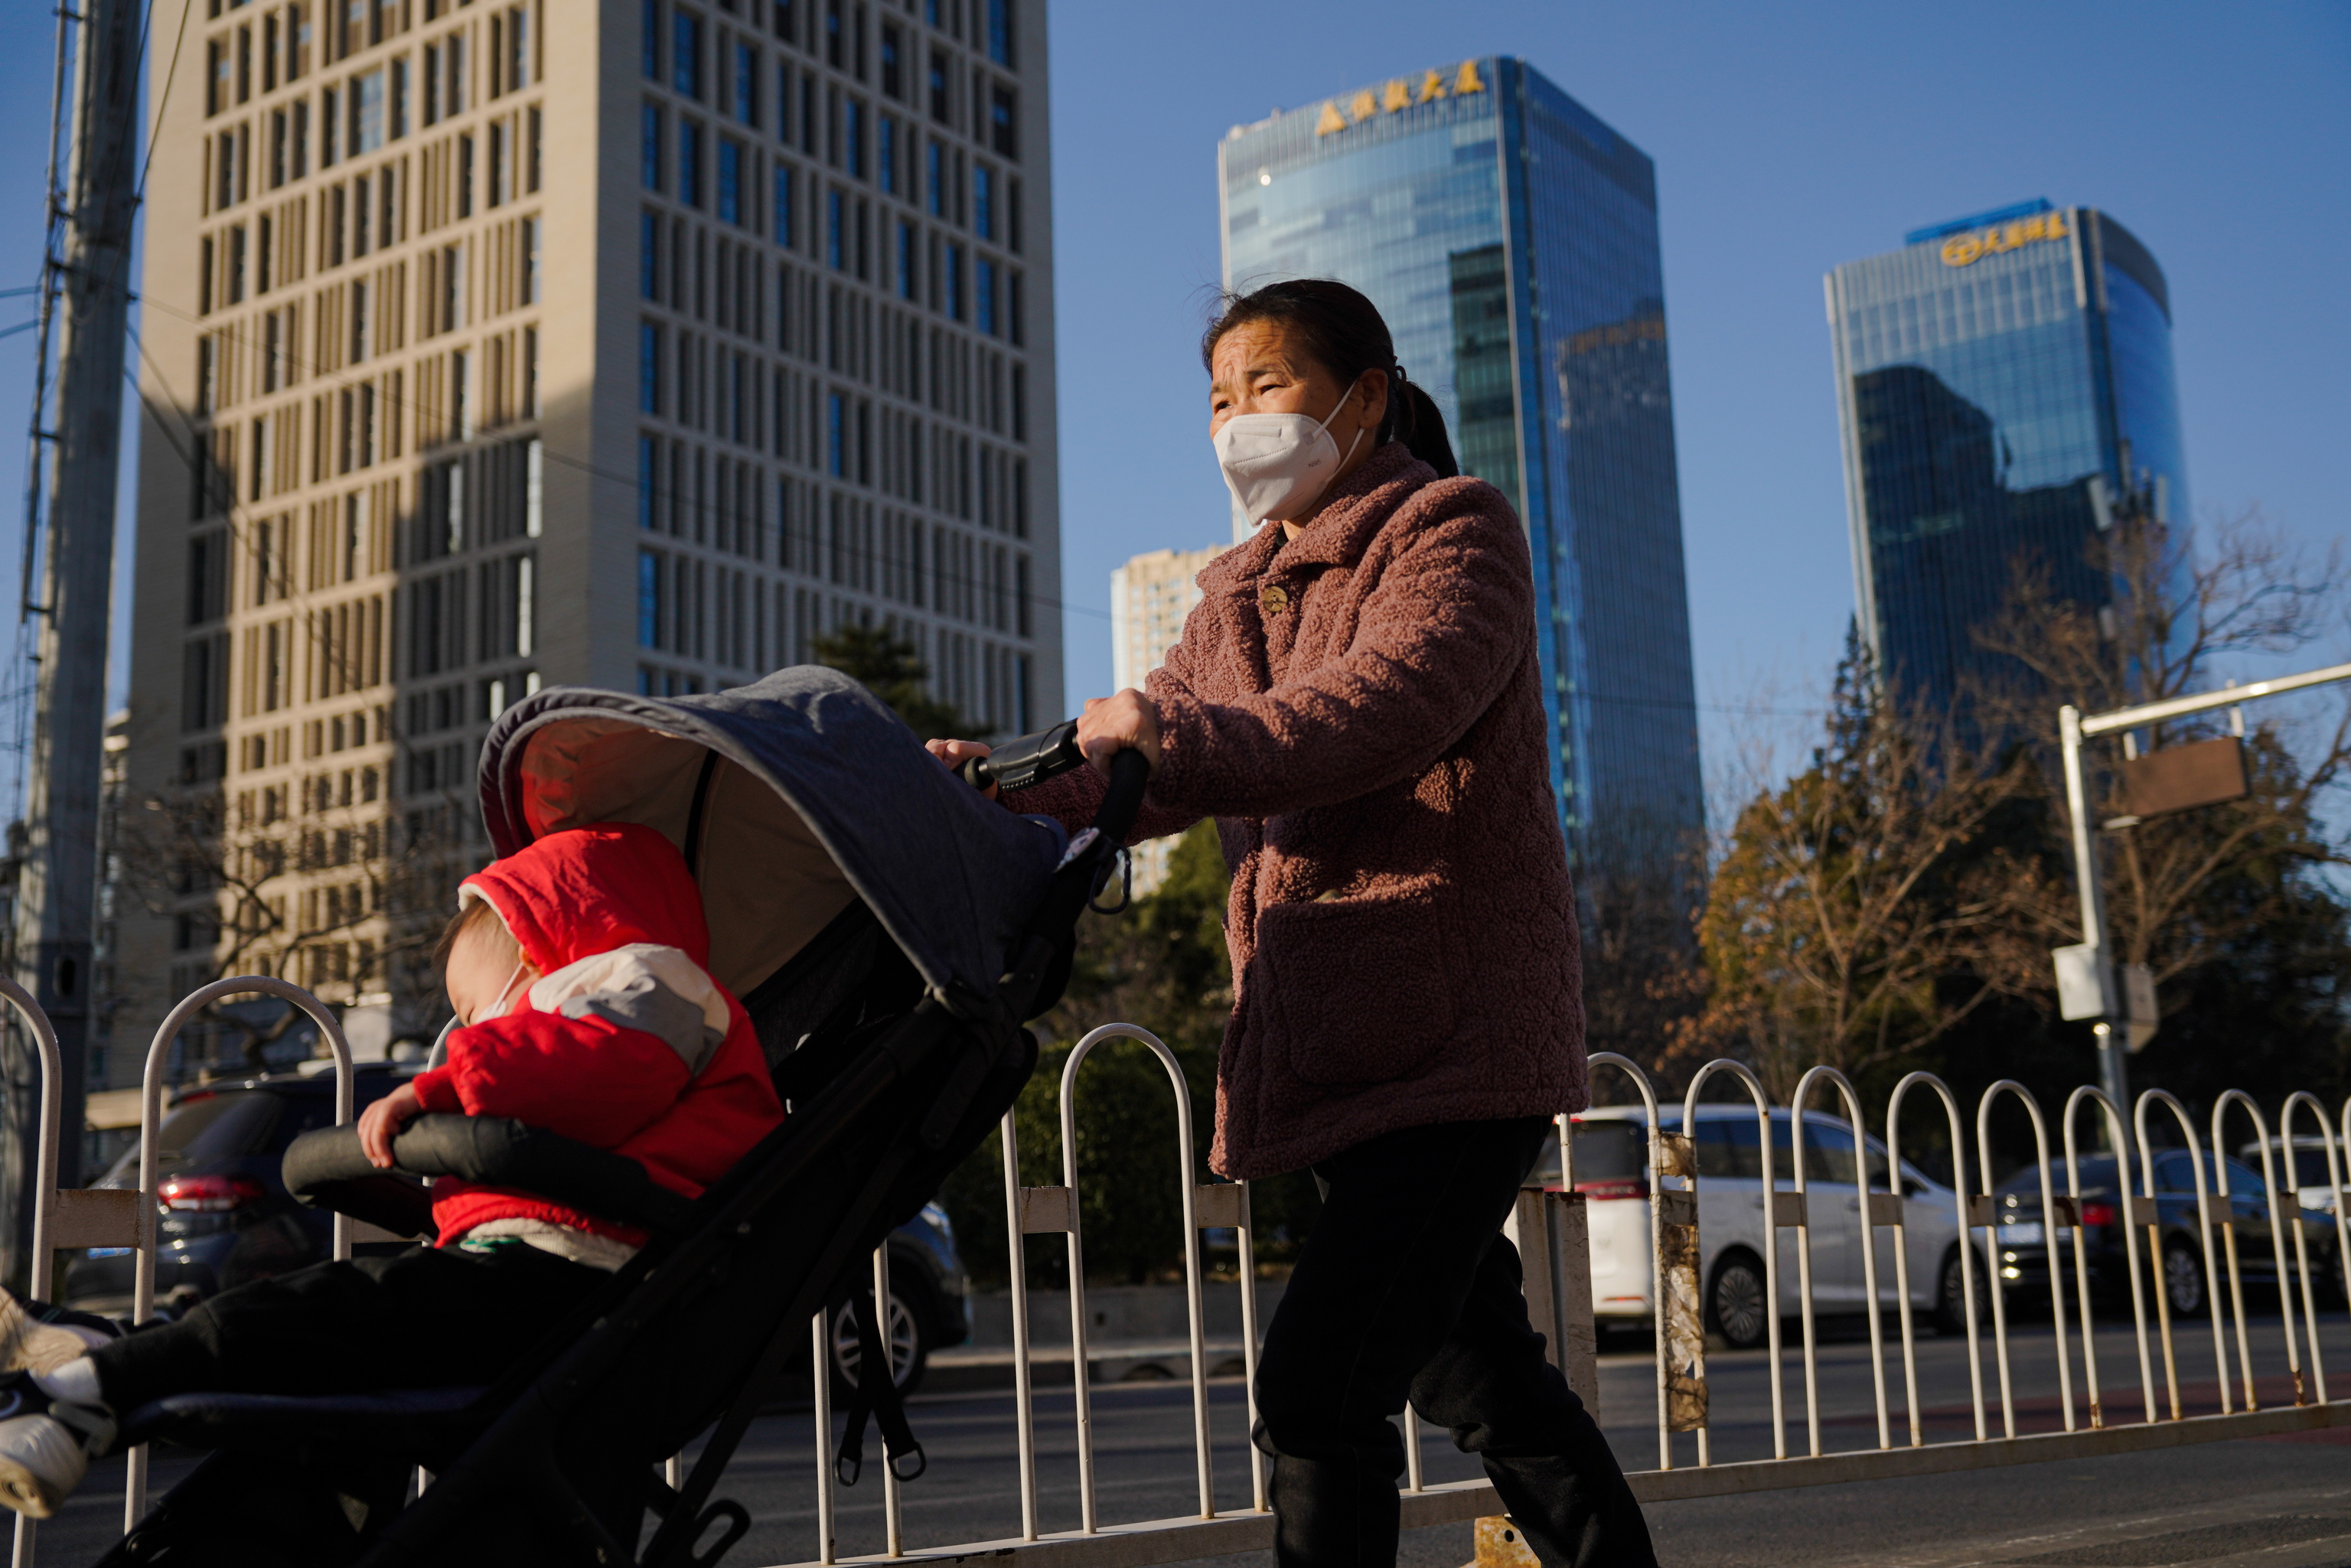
[97,1091,284,1184]
[2293,1149,2339,1190]
[1689,1113,1886,1185]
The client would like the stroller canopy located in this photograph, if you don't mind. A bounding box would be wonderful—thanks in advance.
[477,667,1067,1000]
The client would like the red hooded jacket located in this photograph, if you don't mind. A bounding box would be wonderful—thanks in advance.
[407,822,784,1246]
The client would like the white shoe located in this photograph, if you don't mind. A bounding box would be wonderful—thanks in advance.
[0,1414,91,1519]
[0,1294,96,1377]
[0,1374,113,1518]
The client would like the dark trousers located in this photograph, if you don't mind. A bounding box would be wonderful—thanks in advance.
[89,1244,608,1412]
[1254,1117,1655,1568]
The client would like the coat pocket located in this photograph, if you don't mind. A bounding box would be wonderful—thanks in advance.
[1256,885,1456,1087]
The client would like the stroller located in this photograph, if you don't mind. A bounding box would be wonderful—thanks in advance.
[92,667,1134,1567]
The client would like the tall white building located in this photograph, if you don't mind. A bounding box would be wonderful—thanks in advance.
[1108,543,1222,895]
[114,0,1059,1079]
[1110,543,1224,693]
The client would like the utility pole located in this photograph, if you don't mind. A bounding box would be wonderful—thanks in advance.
[11,0,142,1258]
[2054,656,2351,1113]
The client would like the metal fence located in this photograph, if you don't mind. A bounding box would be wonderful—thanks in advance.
[12,993,2350,1566]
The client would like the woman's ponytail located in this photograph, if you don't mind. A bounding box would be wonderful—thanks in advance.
[1391,375,1459,479]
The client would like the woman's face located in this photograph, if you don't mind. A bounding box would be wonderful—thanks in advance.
[1208,321,1387,448]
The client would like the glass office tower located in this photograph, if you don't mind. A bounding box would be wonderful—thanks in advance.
[1827,202,2186,715]
[1218,57,1703,878]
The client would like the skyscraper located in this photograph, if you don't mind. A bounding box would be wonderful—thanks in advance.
[1218,57,1704,879]
[112,0,1059,1079]
[1827,201,2185,714]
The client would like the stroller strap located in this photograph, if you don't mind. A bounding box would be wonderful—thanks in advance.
[834,1286,925,1485]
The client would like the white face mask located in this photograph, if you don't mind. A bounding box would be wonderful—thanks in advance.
[1212,375,1365,528]
[469,958,528,1025]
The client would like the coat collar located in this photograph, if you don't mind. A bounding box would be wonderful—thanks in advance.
[1217,444,1436,585]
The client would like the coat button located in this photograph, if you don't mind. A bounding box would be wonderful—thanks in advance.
[1260,584,1290,614]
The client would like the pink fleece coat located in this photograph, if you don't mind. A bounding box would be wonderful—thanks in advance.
[1026,442,1585,1179]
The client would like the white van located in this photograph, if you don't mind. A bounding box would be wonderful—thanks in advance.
[1531,1104,1975,1350]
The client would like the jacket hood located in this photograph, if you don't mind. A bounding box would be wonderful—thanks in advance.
[460,821,711,974]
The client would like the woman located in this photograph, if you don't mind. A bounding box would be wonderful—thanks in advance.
[933,280,1655,1568]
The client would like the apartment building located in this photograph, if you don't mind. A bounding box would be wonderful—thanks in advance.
[117,0,1060,1077]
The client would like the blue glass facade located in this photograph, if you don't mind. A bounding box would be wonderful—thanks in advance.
[1218,57,1704,877]
[1828,204,2186,714]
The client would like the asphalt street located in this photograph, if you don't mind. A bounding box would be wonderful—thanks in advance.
[21,1307,2351,1566]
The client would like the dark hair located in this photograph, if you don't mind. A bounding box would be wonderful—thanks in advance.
[433,896,519,976]
[1202,279,1459,478]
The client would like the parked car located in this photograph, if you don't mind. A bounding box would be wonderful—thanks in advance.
[64,1064,419,1313]
[2236,1136,2345,1218]
[823,1202,972,1397]
[66,1071,974,1395]
[1534,1105,1971,1351]
[1991,1151,2342,1318]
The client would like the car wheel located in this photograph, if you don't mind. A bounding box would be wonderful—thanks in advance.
[2161,1238,2208,1319]
[1707,1250,1770,1351]
[830,1289,929,1399]
[1933,1246,1987,1337]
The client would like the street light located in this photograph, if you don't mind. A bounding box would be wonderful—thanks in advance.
[2056,657,2351,1105]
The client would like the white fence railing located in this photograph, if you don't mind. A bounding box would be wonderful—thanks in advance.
[13,996,2349,1566]
[778,1032,2351,1568]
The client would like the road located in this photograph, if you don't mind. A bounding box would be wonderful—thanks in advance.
[24,1308,2351,1566]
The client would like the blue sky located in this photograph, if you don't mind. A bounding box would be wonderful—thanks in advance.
[0,2,2340,800]
[1043,2,2351,781]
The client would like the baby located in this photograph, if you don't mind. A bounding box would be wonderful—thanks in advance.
[0,821,782,1516]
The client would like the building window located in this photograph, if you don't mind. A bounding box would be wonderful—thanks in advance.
[877,115,896,197]
[641,103,664,190]
[944,242,962,320]
[826,187,843,269]
[975,258,994,337]
[717,138,742,223]
[843,99,863,180]
[640,321,663,413]
[827,393,843,476]
[673,8,703,98]
[990,86,1016,159]
[638,434,657,529]
[773,165,794,246]
[642,0,661,78]
[894,220,911,299]
[641,210,660,297]
[351,70,386,152]
[638,549,662,646]
[985,0,1012,67]
[973,164,991,240]
[732,41,756,126]
[823,0,843,68]
[928,48,947,122]
[680,119,703,206]
[924,140,942,216]
[879,22,900,97]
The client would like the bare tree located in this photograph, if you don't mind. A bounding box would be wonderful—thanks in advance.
[1680,632,2042,1100]
[114,780,474,1074]
[1966,505,2351,1008]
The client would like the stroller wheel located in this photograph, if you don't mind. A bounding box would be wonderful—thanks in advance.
[828,1289,928,1399]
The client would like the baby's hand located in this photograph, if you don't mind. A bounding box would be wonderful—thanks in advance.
[358,1082,425,1169]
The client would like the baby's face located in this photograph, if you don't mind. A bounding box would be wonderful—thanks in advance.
[445,924,534,1025]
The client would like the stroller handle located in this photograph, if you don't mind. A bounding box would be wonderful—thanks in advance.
[958,719,1082,793]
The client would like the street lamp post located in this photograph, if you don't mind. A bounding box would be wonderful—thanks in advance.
[2056,657,2351,1107]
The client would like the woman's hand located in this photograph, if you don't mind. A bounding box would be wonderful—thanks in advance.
[924,738,998,799]
[1078,690,1162,776]
[358,1082,425,1170]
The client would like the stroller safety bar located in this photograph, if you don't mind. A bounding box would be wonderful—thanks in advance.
[285,1113,702,1240]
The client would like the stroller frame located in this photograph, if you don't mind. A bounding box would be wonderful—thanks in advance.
[90,722,1146,1567]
